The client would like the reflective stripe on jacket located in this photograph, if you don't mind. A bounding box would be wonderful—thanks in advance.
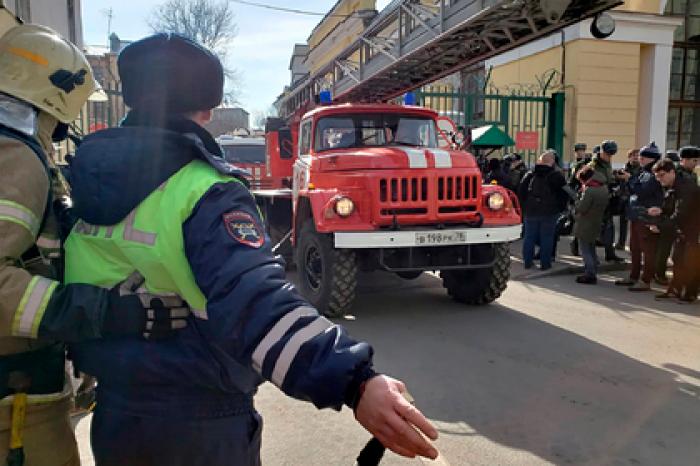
[66,158,373,417]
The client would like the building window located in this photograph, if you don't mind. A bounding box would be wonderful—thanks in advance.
[666,1,700,148]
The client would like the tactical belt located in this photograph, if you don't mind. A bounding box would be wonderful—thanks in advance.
[0,344,65,400]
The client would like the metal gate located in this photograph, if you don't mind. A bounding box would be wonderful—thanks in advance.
[416,88,565,166]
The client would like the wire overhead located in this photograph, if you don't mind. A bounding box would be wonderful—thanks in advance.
[229,0,358,18]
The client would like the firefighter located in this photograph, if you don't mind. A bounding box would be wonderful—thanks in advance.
[0,25,189,466]
[63,33,438,465]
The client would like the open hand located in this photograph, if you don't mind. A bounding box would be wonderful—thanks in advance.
[355,375,438,459]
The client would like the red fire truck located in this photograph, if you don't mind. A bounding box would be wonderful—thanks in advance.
[217,135,272,189]
[256,102,521,317]
[253,0,621,316]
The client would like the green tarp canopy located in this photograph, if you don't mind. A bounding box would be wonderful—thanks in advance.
[470,125,515,149]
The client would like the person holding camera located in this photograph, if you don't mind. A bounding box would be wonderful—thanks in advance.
[616,149,641,250]
[615,142,664,291]
[652,158,700,304]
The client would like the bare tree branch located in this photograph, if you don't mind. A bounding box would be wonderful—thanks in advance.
[149,0,239,98]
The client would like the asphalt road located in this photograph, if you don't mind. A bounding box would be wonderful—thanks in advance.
[75,267,700,466]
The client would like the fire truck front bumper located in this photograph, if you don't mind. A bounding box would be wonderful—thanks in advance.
[334,225,522,249]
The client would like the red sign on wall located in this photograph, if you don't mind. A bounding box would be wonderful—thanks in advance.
[516,131,539,150]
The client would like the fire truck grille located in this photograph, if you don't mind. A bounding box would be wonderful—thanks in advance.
[379,177,428,203]
[379,176,478,203]
[376,175,480,222]
[437,176,479,201]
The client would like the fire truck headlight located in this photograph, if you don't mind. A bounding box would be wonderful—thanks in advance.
[487,192,505,211]
[334,197,355,217]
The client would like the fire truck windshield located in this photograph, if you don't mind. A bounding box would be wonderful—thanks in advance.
[315,114,437,152]
[221,144,265,164]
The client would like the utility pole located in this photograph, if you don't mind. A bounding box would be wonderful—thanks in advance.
[102,7,113,44]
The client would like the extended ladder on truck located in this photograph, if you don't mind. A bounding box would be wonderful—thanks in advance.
[279,0,622,118]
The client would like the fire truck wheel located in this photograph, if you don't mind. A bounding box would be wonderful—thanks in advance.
[440,243,510,305]
[296,220,357,317]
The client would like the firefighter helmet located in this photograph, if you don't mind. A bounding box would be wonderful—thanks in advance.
[0,24,97,123]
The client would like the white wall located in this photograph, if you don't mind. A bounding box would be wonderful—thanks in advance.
[2,0,82,46]
[30,0,82,46]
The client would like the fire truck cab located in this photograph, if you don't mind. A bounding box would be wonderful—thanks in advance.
[216,135,270,189]
[258,103,521,317]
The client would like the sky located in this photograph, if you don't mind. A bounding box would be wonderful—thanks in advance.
[81,0,392,120]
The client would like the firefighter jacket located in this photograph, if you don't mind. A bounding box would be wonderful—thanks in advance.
[0,107,135,403]
[65,115,375,419]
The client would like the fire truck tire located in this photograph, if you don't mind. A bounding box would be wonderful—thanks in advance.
[440,243,510,305]
[296,220,357,317]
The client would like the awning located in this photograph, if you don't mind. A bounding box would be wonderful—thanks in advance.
[470,125,515,149]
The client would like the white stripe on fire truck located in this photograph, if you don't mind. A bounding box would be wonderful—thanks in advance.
[431,149,453,168]
[400,148,428,168]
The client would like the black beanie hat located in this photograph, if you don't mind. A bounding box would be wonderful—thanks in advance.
[118,33,224,113]
[679,146,699,159]
[639,141,661,160]
[601,140,618,155]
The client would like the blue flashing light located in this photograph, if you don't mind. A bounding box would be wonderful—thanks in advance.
[319,90,333,104]
[404,92,416,106]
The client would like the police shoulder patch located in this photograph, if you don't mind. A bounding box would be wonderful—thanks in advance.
[223,211,264,248]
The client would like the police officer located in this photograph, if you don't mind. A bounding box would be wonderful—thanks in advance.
[64,33,438,465]
[615,142,664,291]
[0,25,188,465]
[677,146,699,185]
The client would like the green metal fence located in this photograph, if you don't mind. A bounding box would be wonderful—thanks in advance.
[416,87,565,166]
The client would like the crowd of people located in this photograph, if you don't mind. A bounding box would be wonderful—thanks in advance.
[485,141,700,304]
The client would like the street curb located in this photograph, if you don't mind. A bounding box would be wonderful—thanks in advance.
[511,258,629,281]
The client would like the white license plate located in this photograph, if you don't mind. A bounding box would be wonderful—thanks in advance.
[414,231,466,246]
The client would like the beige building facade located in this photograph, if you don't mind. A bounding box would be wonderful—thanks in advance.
[485,1,688,159]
